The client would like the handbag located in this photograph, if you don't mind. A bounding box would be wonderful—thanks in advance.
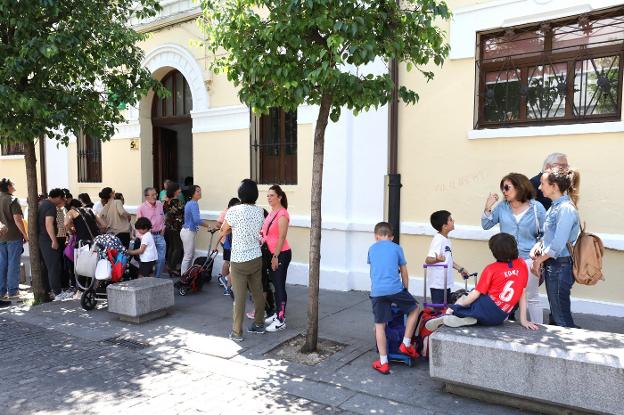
[64,234,77,262]
[528,203,545,285]
[95,258,112,280]
[74,243,99,278]
[261,209,282,259]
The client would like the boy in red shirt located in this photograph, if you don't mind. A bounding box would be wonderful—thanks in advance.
[426,233,539,331]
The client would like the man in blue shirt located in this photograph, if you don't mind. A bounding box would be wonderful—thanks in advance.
[367,222,420,374]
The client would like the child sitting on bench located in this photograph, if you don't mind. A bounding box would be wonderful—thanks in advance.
[426,233,539,331]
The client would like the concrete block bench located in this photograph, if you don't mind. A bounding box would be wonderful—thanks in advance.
[429,322,624,415]
[107,277,174,324]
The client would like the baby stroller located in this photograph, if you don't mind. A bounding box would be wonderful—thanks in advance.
[74,234,131,310]
[175,230,218,296]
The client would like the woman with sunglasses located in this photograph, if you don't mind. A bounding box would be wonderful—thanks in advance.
[481,173,546,323]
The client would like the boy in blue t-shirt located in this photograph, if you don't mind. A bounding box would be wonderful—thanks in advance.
[367,222,420,374]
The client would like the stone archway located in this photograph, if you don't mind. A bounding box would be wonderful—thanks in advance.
[134,44,210,191]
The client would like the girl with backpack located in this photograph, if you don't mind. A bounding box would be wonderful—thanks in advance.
[531,168,580,328]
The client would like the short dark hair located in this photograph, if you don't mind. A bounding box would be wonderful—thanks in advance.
[144,187,156,197]
[134,217,152,231]
[189,185,201,198]
[269,184,288,209]
[488,233,519,263]
[62,188,72,199]
[69,199,83,209]
[98,187,113,201]
[374,222,393,237]
[78,193,93,207]
[430,210,451,232]
[499,173,535,203]
[114,193,124,200]
[48,188,65,199]
[0,178,13,193]
[166,182,180,199]
[238,179,258,204]
[227,197,241,208]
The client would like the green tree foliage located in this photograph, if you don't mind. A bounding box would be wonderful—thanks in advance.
[0,0,164,303]
[200,0,451,351]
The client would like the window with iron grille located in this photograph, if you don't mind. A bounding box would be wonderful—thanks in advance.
[1,142,24,156]
[250,108,297,185]
[77,133,102,183]
[476,6,624,129]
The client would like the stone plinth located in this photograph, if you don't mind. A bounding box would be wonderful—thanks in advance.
[107,277,174,324]
[429,322,624,415]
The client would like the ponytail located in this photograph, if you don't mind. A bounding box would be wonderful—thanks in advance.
[269,184,288,209]
[567,169,580,206]
[544,167,580,206]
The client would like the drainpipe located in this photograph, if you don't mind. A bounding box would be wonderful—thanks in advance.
[387,55,401,244]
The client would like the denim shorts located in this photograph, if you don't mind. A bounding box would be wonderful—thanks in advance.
[371,289,418,324]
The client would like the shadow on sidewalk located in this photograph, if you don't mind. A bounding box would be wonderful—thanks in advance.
[1,282,622,414]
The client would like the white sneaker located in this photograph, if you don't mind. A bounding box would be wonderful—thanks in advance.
[425,315,477,331]
[443,315,477,328]
[53,290,73,302]
[265,313,277,325]
[266,318,286,332]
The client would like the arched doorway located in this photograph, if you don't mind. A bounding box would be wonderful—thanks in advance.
[152,69,193,189]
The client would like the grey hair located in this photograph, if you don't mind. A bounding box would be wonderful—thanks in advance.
[144,187,156,197]
[542,153,567,171]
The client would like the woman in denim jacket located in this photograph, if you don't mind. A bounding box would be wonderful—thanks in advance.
[531,168,580,328]
[482,173,546,323]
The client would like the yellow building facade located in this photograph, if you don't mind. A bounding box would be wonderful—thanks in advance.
[1,0,623,316]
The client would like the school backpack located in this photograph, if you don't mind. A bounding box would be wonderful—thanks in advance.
[414,307,444,358]
[569,223,605,285]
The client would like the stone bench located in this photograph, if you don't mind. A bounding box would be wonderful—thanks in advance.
[107,277,174,324]
[429,322,624,415]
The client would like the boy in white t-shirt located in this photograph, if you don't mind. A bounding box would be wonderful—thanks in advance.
[425,210,470,305]
[127,217,158,277]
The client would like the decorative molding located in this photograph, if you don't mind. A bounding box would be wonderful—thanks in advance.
[449,0,624,60]
[468,121,624,140]
[191,106,249,133]
[191,103,320,134]
[142,44,210,112]
[112,120,141,140]
[131,0,200,31]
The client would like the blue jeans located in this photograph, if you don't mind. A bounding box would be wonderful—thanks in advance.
[544,257,575,327]
[153,233,166,278]
[0,240,23,296]
[449,294,508,326]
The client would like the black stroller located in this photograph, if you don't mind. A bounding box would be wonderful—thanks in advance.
[175,229,219,296]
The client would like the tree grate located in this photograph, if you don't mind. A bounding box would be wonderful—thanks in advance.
[101,336,150,350]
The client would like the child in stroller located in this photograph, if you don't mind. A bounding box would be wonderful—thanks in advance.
[75,233,132,310]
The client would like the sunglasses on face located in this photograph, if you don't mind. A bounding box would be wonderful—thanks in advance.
[502,184,513,192]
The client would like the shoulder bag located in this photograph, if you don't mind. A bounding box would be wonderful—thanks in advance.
[529,203,545,285]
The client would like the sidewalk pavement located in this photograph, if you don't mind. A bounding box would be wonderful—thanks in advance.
[1,281,622,415]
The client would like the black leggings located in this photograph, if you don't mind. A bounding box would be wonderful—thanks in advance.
[269,250,292,321]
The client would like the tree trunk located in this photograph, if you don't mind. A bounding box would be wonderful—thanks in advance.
[23,140,48,303]
[301,93,332,353]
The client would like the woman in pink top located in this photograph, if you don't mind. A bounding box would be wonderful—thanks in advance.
[261,185,291,332]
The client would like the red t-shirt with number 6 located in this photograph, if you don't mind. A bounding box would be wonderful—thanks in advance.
[475,258,528,313]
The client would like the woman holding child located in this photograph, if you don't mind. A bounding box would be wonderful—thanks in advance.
[531,168,580,328]
[481,173,546,323]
